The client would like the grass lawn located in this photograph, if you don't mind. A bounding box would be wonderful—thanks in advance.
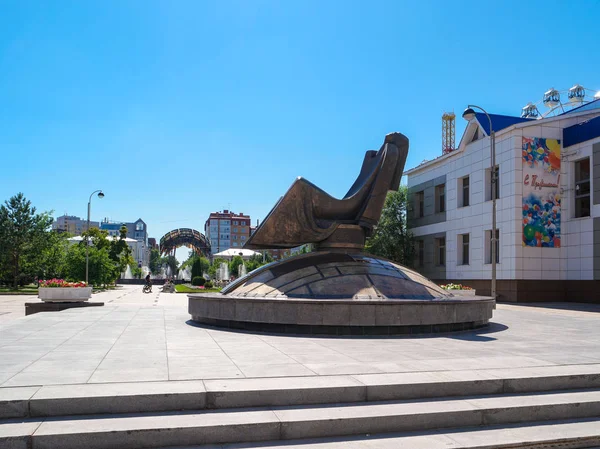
[175,284,222,294]
[0,285,38,294]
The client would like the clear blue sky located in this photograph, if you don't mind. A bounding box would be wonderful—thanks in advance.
[1,0,598,262]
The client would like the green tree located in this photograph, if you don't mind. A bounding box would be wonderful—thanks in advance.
[29,230,70,280]
[244,253,273,272]
[65,243,114,286]
[0,193,53,288]
[130,264,142,279]
[164,255,179,277]
[149,248,162,275]
[365,187,415,266]
[190,256,210,279]
[208,257,227,279]
[229,255,244,278]
[109,226,134,276]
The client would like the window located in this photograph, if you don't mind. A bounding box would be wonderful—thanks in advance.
[241,235,246,240]
[417,240,424,267]
[415,191,425,218]
[485,229,500,264]
[493,166,500,200]
[233,242,238,247]
[435,237,446,266]
[435,184,445,213]
[459,234,469,265]
[486,166,500,201]
[459,176,470,207]
[575,158,590,218]
[233,228,238,233]
[233,221,239,225]
[136,221,144,231]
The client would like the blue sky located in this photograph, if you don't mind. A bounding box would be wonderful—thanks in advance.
[1,0,599,262]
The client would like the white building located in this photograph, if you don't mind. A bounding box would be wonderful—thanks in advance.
[67,236,149,268]
[405,100,600,302]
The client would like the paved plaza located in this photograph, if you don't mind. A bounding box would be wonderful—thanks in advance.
[1,285,600,388]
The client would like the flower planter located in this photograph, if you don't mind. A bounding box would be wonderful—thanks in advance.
[445,289,476,296]
[38,287,92,302]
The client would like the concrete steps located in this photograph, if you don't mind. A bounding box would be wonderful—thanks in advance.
[2,388,600,448]
[2,365,600,449]
[158,419,600,449]
[3,364,600,419]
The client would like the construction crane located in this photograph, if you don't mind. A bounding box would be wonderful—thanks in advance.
[442,112,455,155]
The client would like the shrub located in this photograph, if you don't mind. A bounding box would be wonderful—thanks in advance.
[204,280,213,289]
[192,276,206,286]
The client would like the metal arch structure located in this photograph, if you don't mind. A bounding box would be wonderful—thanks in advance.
[159,228,211,258]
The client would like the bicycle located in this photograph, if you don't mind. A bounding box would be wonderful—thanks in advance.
[142,283,152,294]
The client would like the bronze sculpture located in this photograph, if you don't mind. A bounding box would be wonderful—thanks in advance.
[189,131,495,335]
[245,132,409,251]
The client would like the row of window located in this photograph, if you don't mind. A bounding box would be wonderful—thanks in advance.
[416,230,500,268]
[414,167,500,218]
[415,158,592,220]
[232,235,246,240]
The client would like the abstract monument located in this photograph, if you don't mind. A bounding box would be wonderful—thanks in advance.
[189,132,495,334]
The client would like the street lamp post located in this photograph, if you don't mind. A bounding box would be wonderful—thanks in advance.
[462,105,497,299]
[86,190,105,285]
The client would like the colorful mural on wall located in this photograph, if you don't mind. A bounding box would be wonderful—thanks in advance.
[522,137,561,247]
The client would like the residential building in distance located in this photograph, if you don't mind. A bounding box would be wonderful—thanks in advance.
[406,96,600,302]
[148,238,158,250]
[100,218,149,267]
[204,210,251,254]
[100,218,148,243]
[52,215,99,235]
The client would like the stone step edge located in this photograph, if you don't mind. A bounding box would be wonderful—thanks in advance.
[2,363,600,419]
[154,417,600,449]
[4,389,600,449]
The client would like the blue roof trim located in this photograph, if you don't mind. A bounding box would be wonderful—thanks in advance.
[563,115,600,148]
[558,98,600,116]
[475,113,535,135]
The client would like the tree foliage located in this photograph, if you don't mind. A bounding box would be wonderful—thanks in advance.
[365,187,415,266]
[149,248,162,275]
[229,255,244,278]
[163,255,179,277]
[0,193,54,288]
[191,256,209,279]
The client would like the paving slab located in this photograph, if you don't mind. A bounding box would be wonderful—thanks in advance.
[1,287,600,389]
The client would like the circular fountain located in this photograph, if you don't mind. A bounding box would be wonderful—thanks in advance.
[189,251,494,335]
[188,132,494,335]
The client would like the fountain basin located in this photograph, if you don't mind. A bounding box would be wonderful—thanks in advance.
[188,252,495,335]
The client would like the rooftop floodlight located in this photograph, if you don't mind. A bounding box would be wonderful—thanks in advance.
[462,107,476,121]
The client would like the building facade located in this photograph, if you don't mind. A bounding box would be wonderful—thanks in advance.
[406,100,600,302]
[100,218,149,266]
[204,210,251,254]
[52,215,99,235]
[148,238,158,250]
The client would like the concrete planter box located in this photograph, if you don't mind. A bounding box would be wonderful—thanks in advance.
[446,289,476,296]
[38,287,92,302]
